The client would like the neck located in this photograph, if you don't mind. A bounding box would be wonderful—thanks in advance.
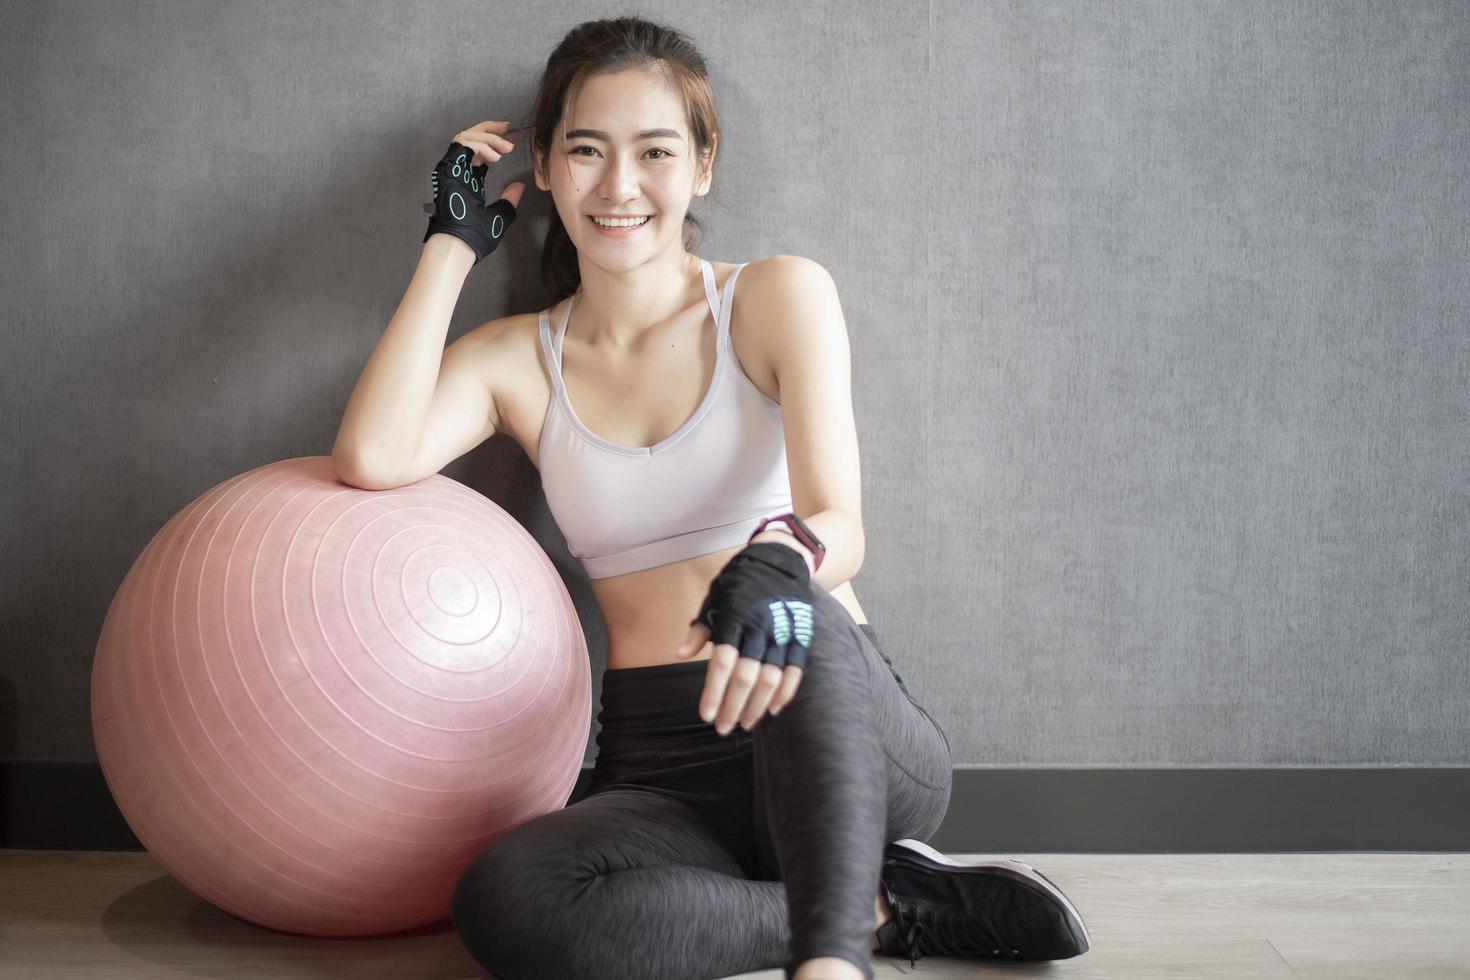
[570,245,702,351]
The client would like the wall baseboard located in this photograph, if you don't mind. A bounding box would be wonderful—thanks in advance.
[4,762,1464,852]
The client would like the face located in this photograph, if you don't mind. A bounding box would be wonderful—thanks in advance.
[534,67,712,262]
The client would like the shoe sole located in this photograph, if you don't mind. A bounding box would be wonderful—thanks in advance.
[885,837,1092,954]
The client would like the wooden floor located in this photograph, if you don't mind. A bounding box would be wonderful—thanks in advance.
[2,849,1467,979]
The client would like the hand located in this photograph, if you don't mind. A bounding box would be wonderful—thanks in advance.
[422,120,526,265]
[672,542,817,735]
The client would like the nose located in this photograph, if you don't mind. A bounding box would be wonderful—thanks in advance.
[596,151,642,206]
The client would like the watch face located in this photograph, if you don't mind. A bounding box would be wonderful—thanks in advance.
[787,516,822,551]
[754,514,823,568]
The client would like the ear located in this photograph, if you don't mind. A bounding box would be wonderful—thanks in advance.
[694,140,716,198]
[533,149,551,193]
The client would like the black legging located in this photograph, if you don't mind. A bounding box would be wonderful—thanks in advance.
[450,583,953,980]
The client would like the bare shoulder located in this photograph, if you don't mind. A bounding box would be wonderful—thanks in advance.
[465,310,539,352]
[734,254,838,326]
[721,256,834,406]
[736,254,834,294]
[731,254,840,365]
[459,311,545,383]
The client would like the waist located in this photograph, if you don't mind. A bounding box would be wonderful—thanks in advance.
[597,658,712,730]
[596,574,870,670]
[592,658,752,777]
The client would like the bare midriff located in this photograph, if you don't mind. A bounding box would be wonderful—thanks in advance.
[588,546,868,669]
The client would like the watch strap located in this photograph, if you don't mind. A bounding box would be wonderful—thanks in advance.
[748,512,826,571]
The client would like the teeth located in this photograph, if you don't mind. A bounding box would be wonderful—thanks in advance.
[592,215,651,228]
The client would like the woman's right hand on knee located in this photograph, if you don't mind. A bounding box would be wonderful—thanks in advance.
[422,120,526,266]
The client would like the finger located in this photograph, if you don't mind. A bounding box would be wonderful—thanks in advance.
[463,141,506,166]
[449,138,496,166]
[464,120,513,141]
[448,141,480,170]
[716,653,763,735]
[769,664,804,715]
[699,642,738,724]
[677,623,710,658]
[739,662,785,730]
[725,625,772,729]
[497,181,527,209]
[464,118,515,138]
[737,620,771,668]
[463,130,516,154]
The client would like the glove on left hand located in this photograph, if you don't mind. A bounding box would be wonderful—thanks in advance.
[421,141,516,265]
[690,542,817,669]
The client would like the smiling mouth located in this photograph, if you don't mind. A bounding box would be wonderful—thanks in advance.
[589,215,654,228]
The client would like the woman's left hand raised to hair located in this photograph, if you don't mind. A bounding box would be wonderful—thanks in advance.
[674,541,817,735]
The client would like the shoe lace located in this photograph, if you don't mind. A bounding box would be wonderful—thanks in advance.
[897,902,1018,966]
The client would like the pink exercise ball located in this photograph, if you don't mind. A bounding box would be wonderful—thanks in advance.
[91,455,590,937]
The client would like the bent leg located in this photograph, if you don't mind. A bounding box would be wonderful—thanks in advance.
[451,786,792,980]
[859,620,954,845]
[750,586,953,980]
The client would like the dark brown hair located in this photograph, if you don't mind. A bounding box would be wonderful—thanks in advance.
[510,16,721,307]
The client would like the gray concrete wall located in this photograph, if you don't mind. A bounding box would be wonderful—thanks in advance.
[2,1,1465,769]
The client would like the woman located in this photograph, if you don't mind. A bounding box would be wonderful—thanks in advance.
[333,15,1090,980]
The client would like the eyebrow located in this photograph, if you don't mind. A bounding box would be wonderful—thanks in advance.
[563,127,685,142]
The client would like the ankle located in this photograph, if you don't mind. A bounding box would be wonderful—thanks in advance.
[875,887,894,930]
[792,955,866,980]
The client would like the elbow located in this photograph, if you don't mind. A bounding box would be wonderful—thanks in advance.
[847,515,867,568]
[332,451,395,491]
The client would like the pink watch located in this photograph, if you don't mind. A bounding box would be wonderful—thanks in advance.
[747,511,826,572]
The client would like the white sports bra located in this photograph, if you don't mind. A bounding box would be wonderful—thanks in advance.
[536,259,794,578]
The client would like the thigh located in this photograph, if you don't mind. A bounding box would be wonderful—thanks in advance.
[860,623,953,785]
[745,588,954,880]
[824,590,953,841]
[451,787,749,975]
[457,785,747,893]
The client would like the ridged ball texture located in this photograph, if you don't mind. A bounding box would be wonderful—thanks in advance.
[91,456,590,936]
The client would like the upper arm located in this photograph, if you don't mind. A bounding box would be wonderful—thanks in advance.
[744,255,865,533]
[374,315,519,488]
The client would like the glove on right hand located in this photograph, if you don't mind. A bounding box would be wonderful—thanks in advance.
[689,542,817,671]
[422,141,516,264]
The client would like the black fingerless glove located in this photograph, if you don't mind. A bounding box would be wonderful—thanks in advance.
[690,542,817,669]
[421,141,516,265]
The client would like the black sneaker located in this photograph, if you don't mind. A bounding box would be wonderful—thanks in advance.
[875,838,1091,966]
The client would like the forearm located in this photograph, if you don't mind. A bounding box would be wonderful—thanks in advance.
[332,235,475,475]
[749,508,865,593]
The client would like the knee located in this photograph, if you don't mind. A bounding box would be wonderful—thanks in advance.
[801,593,869,678]
[808,584,860,642]
[450,845,513,975]
[451,821,613,979]
[451,839,557,980]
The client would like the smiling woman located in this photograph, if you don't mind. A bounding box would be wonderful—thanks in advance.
[527,74,716,320]
[420,14,1087,980]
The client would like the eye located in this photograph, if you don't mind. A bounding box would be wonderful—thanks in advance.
[569,146,675,160]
